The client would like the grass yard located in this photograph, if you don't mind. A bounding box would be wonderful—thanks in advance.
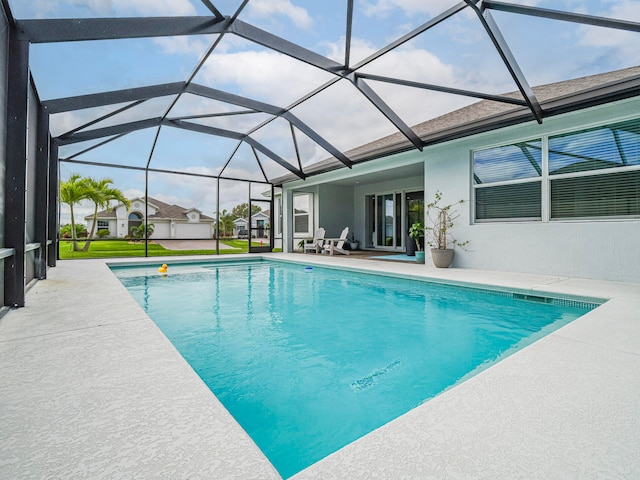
[58,239,272,259]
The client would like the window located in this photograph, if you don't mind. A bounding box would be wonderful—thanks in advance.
[473,117,640,222]
[549,118,640,219]
[293,193,312,236]
[97,220,109,230]
[551,171,640,218]
[473,140,542,221]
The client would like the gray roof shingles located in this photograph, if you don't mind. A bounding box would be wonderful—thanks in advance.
[90,196,214,221]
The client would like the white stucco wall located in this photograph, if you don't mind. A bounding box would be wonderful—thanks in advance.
[282,98,640,282]
[424,97,640,283]
[318,184,354,239]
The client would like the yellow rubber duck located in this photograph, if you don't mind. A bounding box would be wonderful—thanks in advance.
[158,264,168,273]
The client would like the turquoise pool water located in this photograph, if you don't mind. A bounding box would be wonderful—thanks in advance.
[113,260,597,478]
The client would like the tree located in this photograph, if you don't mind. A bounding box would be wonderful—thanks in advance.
[131,223,154,242]
[230,202,261,221]
[59,174,90,251]
[81,177,131,252]
[219,209,235,237]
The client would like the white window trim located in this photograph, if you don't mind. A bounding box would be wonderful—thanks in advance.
[293,192,313,238]
[472,118,640,224]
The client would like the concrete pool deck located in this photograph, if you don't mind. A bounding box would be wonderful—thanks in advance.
[1,253,639,479]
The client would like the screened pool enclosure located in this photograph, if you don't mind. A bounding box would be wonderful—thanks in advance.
[2,0,640,310]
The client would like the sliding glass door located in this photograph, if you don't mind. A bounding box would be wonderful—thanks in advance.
[376,194,394,247]
[405,191,424,255]
[366,192,406,250]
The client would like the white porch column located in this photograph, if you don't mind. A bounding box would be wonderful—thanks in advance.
[282,187,294,253]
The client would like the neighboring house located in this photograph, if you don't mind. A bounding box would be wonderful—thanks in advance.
[276,67,640,283]
[233,210,271,238]
[233,217,248,236]
[85,196,215,239]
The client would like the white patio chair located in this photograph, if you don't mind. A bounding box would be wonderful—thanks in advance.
[303,227,326,254]
[323,227,349,256]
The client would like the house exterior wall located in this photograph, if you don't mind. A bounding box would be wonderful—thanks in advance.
[185,210,200,222]
[114,204,128,237]
[424,97,640,283]
[283,96,640,283]
[87,199,214,239]
[318,183,355,240]
[232,214,270,237]
[87,217,214,239]
[233,219,248,237]
[251,212,270,228]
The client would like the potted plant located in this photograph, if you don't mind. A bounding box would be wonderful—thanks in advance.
[348,232,359,251]
[408,222,426,264]
[297,237,311,252]
[425,191,468,268]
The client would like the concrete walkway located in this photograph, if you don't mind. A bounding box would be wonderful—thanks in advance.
[1,253,639,479]
[0,257,279,480]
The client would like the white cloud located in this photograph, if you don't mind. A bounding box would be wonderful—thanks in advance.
[153,35,215,57]
[313,37,470,136]
[50,96,177,138]
[32,0,197,17]
[70,0,196,16]
[247,0,313,30]
[577,1,640,65]
[199,49,333,106]
[358,0,463,18]
[122,188,145,199]
[193,35,482,162]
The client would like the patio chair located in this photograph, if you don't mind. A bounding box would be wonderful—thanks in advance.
[303,227,326,254]
[323,227,350,256]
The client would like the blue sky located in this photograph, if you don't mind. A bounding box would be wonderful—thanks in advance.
[8,0,640,224]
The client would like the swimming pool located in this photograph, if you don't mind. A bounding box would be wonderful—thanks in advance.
[113,260,598,478]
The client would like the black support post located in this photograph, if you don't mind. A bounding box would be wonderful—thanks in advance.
[47,142,58,267]
[3,28,29,307]
[34,105,49,279]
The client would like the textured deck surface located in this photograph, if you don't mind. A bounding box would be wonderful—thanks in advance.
[1,253,639,479]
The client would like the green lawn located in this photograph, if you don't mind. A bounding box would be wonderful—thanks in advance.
[58,239,273,259]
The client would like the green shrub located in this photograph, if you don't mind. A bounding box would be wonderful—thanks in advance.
[97,229,110,238]
[60,223,87,239]
[131,223,155,241]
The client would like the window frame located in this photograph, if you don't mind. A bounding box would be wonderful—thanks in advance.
[96,220,110,230]
[293,192,313,238]
[472,115,640,224]
[472,136,544,223]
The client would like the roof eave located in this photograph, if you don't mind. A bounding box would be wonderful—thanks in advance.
[274,73,640,186]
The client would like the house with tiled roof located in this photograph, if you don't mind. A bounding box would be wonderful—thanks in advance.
[276,66,640,283]
[85,196,215,239]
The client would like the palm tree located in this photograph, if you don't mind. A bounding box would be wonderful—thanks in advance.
[60,174,90,251]
[220,209,234,237]
[82,177,131,252]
